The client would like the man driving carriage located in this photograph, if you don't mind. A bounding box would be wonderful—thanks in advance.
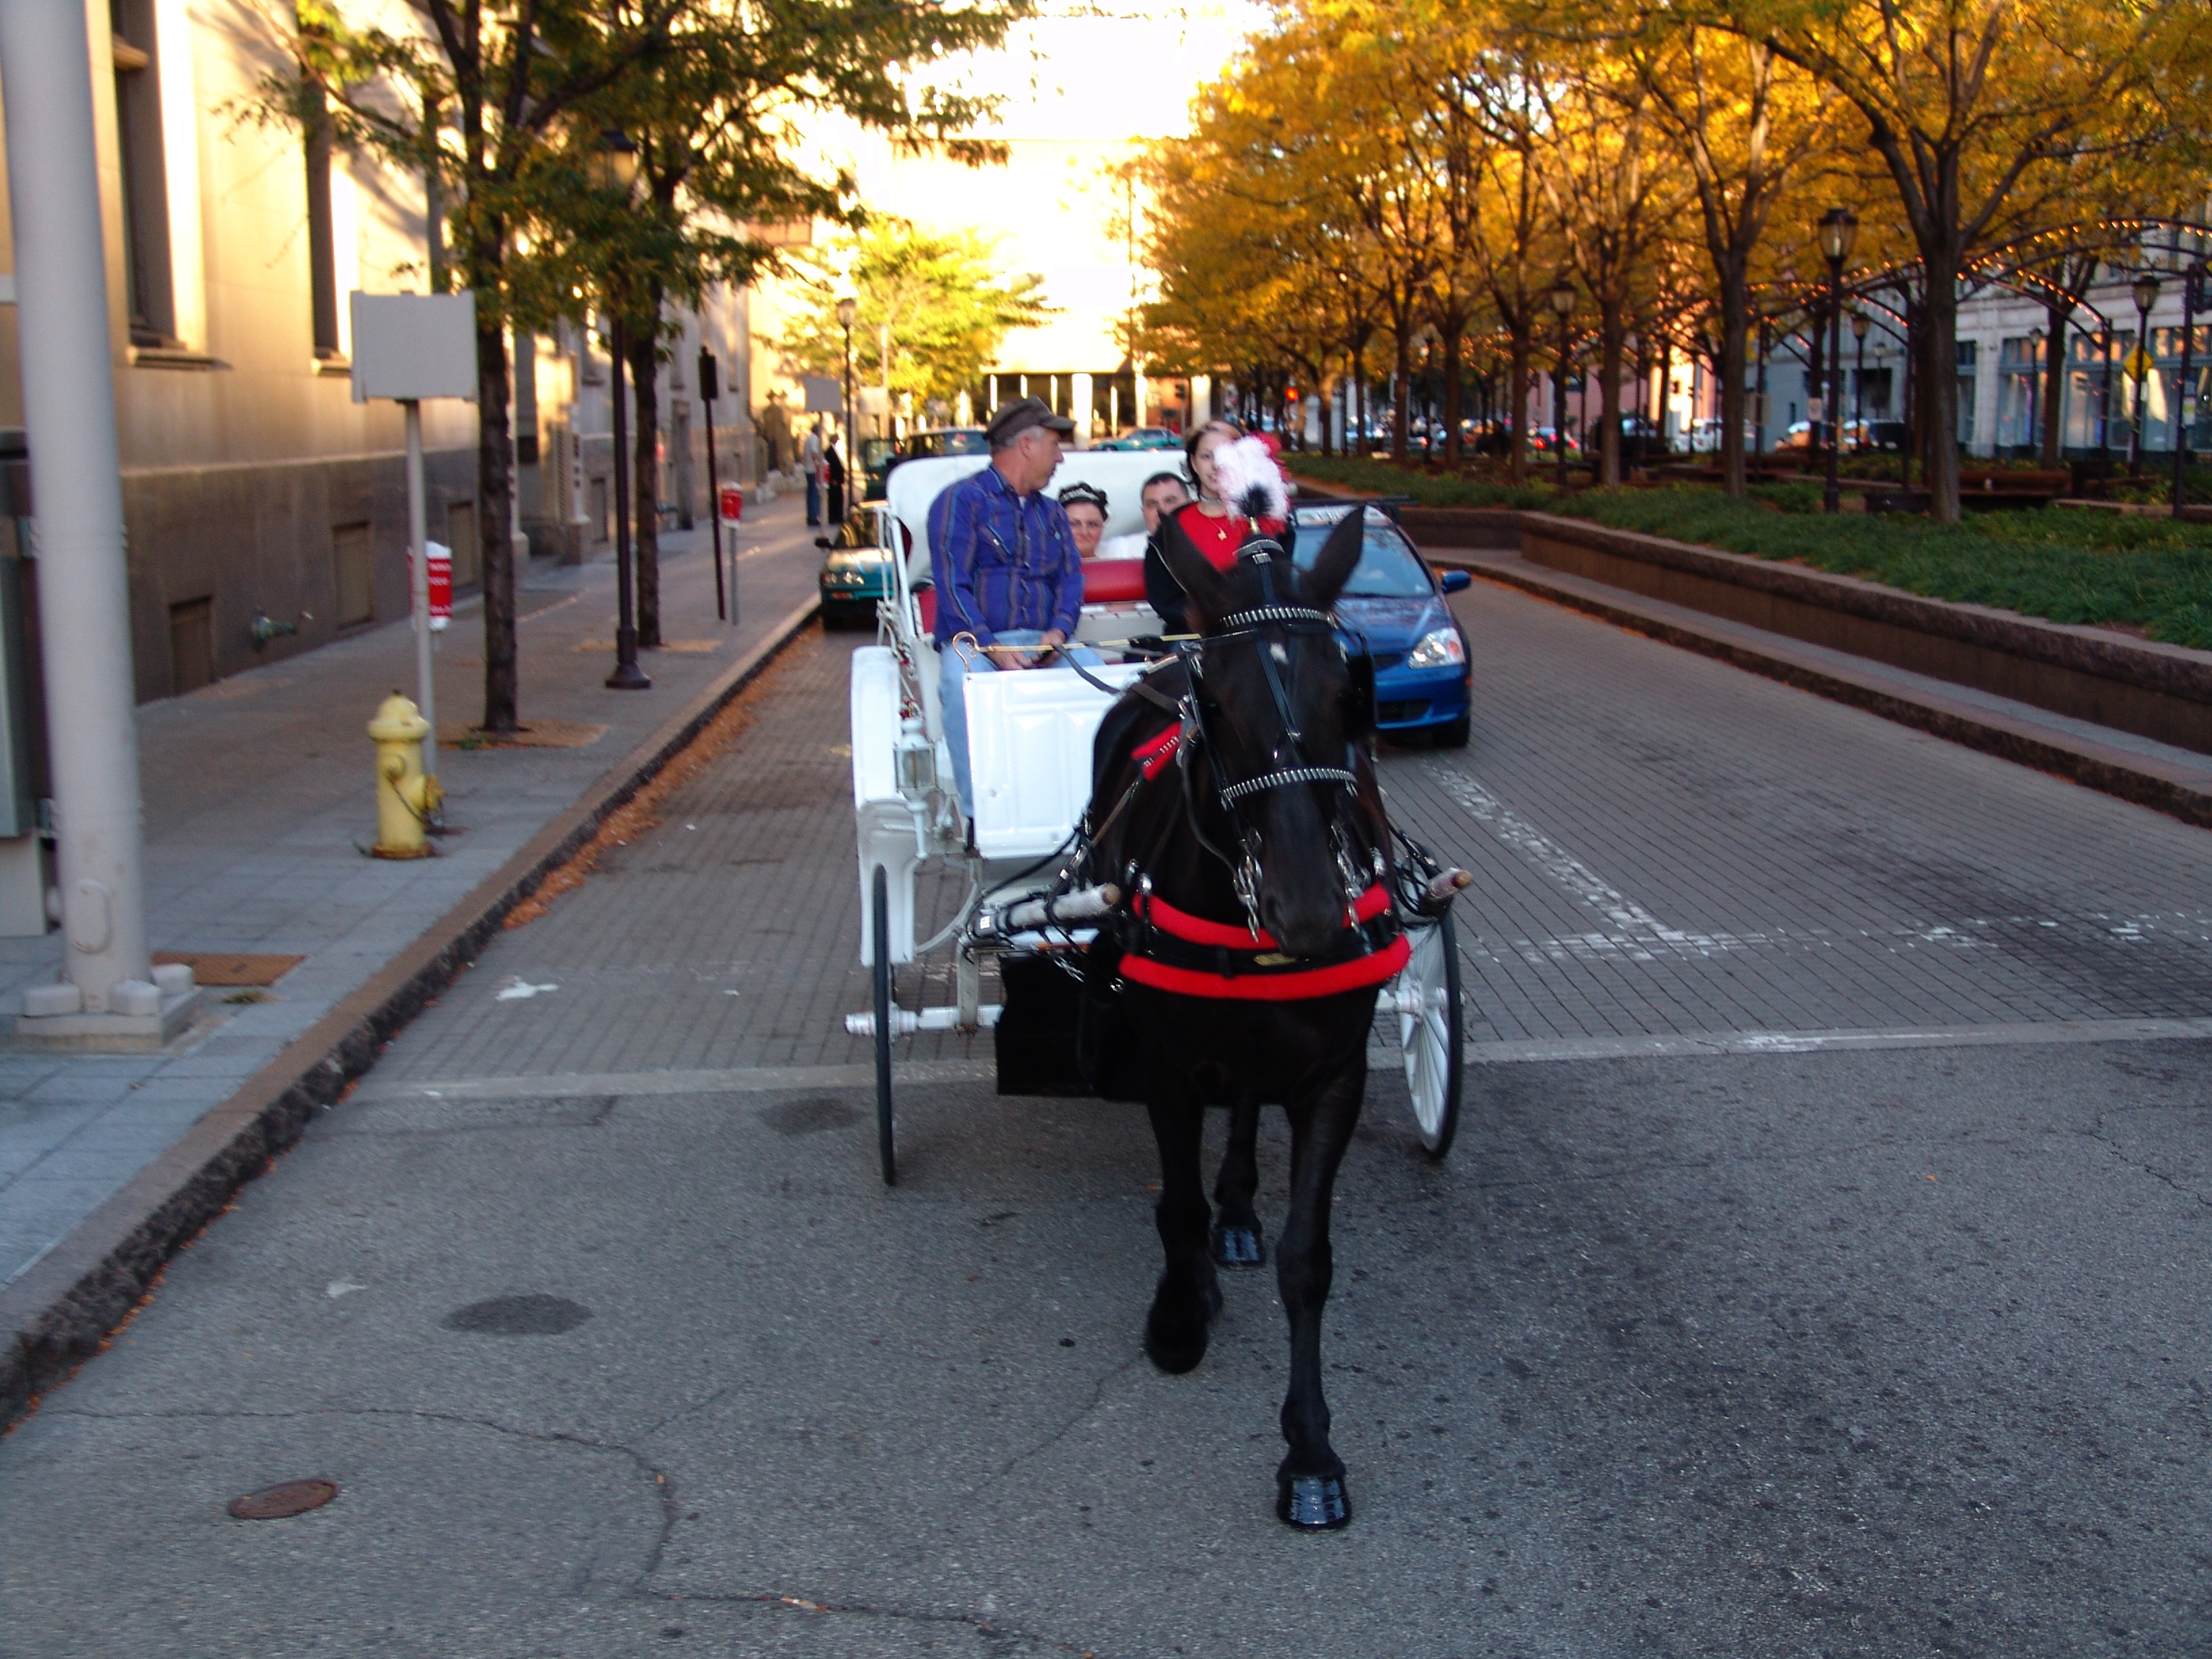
[928,396,1103,817]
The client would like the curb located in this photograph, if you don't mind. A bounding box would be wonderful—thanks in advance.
[1438,553,2212,832]
[0,596,821,1430]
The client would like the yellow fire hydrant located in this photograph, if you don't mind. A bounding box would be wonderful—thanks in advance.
[367,691,439,858]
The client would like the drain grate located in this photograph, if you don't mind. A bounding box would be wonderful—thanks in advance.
[152,951,304,987]
[442,1294,593,1335]
[228,1479,338,1520]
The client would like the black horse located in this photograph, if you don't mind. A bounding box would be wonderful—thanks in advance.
[1085,506,1403,1530]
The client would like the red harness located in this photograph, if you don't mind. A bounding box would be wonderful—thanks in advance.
[1118,882,1410,1002]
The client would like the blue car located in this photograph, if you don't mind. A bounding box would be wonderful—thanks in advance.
[1290,505,1473,747]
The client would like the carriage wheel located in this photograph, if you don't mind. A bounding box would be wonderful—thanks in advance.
[872,863,897,1185]
[1397,911,1462,1160]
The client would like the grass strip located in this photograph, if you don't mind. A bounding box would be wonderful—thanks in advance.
[1287,455,2212,649]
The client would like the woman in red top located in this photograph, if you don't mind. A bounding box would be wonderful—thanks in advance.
[1145,420,1289,634]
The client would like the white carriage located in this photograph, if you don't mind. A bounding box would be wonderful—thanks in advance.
[844,452,1464,1183]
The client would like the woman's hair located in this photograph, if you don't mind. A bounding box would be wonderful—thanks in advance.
[1181,418,1243,483]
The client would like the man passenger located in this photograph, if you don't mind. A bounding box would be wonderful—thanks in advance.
[929,396,1102,818]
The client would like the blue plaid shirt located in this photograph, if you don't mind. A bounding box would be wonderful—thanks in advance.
[927,464,1084,647]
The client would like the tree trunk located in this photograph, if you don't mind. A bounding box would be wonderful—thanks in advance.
[1718,266,1750,497]
[1921,262,1963,521]
[1597,304,1624,487]
[475,287,518,734]
[628,312,661,648]
[1442,322,1465,466]
[1391,319,1412,464]
[2041,301,2069,470]
[1508,323,1532,485]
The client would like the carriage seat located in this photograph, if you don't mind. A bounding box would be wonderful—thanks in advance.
[1079,557,1148,606]
[914,557,1143,636]
[964,658,1147,859]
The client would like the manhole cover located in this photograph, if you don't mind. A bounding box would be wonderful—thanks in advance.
[758,1097,863,1136]
[442,1293,593,1335]
[228,1479,338,1520]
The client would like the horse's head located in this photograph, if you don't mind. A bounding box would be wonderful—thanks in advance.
[1156,506,1372,958]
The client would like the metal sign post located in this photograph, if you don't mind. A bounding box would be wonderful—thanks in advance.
[700,348,726,623]
[718,484,743,630]
[352,291,477,778]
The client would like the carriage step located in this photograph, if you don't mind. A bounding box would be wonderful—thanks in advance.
[846,1004,1004,1038]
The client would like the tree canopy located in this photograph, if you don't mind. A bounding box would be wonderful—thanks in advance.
[1136,0,2212,518]
[774,222,1054,413]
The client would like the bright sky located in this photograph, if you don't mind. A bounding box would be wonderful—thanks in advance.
[943,0,1271,142]
[765,0,1271,387]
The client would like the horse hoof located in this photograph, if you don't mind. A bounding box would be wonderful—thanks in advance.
[1212,1224,1266,1269]
[1277,1473,1351,1531]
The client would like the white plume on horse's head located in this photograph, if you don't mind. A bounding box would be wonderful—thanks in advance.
[1211,434,1289,523]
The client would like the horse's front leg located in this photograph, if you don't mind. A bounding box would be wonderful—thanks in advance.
[1211,1097,1266,1269]
[1143,1079,1221,1374]
[1273,1055,1366,1529]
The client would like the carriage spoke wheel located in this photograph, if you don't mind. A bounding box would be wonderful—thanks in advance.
[1395,912,1462,1159]
[872,864,897,1185]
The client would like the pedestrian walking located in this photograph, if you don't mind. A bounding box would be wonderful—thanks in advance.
[802,421,825,526]
[825,434,847,525]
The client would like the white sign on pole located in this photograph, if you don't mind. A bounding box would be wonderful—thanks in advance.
[348,291,478,779]
[350,293,478,403]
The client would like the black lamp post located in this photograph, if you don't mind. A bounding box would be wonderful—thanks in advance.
[1851,310,1870,452]
[2130,271,2159,478]
[1818,206,1858,512]
[592,129,648,691]
[2175,262,2203,516]
[1549,280,1576,487]
[836,295,857,478]
[2024,326,2043,459]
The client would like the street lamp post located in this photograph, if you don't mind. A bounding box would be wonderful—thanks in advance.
[592,129,648,691]
[1818,207,1858,513]
[2130,272,2159,478]
[2175,262,2203,517]
[1549,280,1576,489]
[1851,310,1870,453]
[837,295,858,495]
[2026,327,2044,459]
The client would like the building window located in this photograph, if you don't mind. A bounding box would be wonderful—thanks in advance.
[111,1,174,347]
[1996,337,2041,451]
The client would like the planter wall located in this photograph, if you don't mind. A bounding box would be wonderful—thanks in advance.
[1502,514,2212,756]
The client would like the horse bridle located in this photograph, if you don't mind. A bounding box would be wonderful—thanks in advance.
[1157,541,1380,933]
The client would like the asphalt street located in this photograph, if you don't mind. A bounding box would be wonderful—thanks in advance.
[1,579,2207,1658]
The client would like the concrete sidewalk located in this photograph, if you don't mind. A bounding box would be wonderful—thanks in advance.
[0,491,824,1303]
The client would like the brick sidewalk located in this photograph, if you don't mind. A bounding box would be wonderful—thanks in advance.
[0,495,823,1286]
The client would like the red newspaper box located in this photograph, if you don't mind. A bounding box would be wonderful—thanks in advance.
[718,484,743,525]
[425,542,452,630]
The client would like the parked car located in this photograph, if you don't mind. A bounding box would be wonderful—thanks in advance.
[1290,504,1474,748]
[901,428,991,462]
[1094,426,1183,451]
[1688,417,1760,453]
[859,436,901,500]
[816,502,902,629]
[1528,426,1581,453]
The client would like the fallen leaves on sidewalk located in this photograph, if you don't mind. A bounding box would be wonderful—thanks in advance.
[501,644,805,929]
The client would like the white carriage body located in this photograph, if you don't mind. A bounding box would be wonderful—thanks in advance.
[853,450,1178,966]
